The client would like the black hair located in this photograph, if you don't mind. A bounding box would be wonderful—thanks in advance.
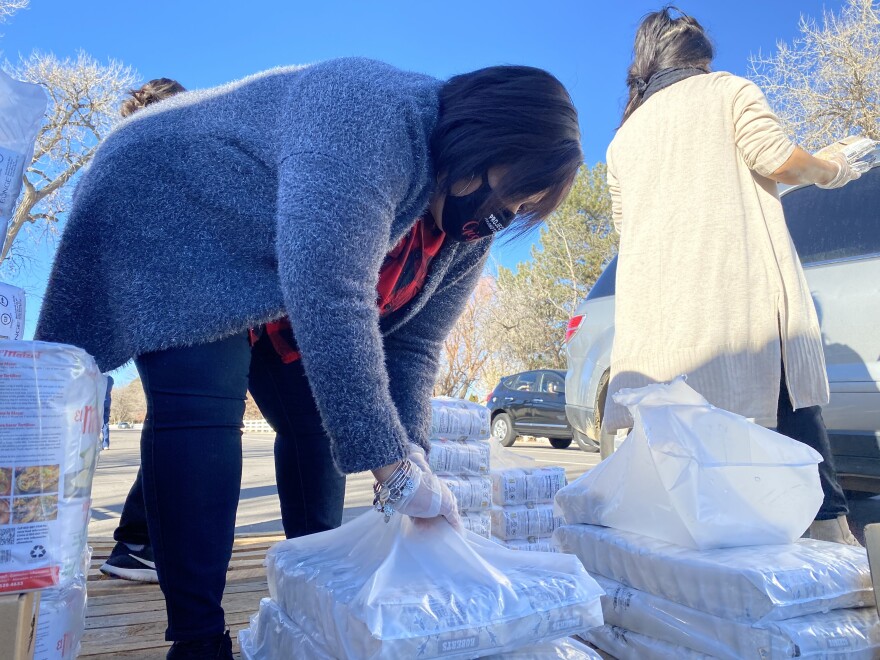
[622,6,714,123]
[432,65,583,233]
[121,78,187,118]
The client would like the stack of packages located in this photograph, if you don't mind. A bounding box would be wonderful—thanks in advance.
[428,397,494,539]
[0,341,107,660]
[553,378,880,659]
[239,396,607,659]
[490,441,567,553]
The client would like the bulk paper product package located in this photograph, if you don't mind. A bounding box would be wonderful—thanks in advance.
[490,504,564,541]
[814,135,878,169]
[33,549,90,660]
[0,69,46,256]
[0,282,25,341]
[491,466,567,507]
[460,510,491,539]
[555,378,824,550]
[498,538,559,553]
[239,598,604,660]
[265,512,604,659]
[584,625,713,660]
[0,341,106,593]
[430,397,490,441]
[554,524,873,623]
[596,574,880,660]
[441,475,492,512]
[429,438,490,476]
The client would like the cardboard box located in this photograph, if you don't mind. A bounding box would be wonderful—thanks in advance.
[0,591,39,660]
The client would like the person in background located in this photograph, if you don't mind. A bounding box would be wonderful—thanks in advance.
[35,58,582,659]
[101,374,114,449]
[99,78,186,583]
[603,7,864,546]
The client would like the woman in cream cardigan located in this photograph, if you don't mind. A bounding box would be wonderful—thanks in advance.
[605,8,865,545]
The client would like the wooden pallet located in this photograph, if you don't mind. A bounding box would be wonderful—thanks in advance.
[80,534,284,659]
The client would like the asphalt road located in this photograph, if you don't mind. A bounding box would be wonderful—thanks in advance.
[89,431,602,537]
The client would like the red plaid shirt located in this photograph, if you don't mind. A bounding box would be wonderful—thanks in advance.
[252,216,445,363]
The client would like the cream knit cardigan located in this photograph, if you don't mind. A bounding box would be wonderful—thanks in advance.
[604,72,829,432]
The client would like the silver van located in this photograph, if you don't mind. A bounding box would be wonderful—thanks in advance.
[565,164,880,493]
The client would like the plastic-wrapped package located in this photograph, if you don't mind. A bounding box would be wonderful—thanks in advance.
[441,475,492,512]
[489,440,567,506]
[0,282,25,340]
[429,438,490,476]
[0,69,46,254]
[0,341,106,593]
[33,549,90,660]
[498,538,559,553]
[555,378,823,550]
[430,397,490,441]
[265,512,604,659]
[240,598,604,660]
[596,574,880,659]
[554,524,873,623]
[461,510,491,539]
[491,504,564,541]
[585,625,713,660]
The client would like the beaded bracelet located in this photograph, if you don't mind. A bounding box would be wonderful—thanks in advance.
[373,459,416,523]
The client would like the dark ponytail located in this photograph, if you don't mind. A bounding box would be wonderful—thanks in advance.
[120,78,187,118]
[621,6,714,123]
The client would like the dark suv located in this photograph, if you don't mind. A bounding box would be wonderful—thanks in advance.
[486,369,573,449]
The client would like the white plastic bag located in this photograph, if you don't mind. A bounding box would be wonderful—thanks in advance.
[585,625,712,660]
[555,378,824,549]
[0,282,25,340]
[0,341,106,593]
[554,523,873,623]
[34,548,90,660]
[596,574,880,660]
[240,598,604,660]
[0,69,46,254]
[265,512,604,659]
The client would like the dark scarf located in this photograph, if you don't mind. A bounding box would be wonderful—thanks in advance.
[636,67,708,103]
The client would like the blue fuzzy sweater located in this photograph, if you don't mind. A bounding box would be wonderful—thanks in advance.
[36,58,491,473]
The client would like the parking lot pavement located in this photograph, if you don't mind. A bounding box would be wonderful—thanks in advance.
[88,432,602,537]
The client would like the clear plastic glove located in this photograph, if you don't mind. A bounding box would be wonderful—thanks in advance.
[817,152,868,189]
[393,447,462,532]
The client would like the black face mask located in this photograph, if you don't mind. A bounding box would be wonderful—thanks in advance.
[441,180,515,242]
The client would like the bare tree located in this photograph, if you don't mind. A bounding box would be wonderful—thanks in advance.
[0,51,137,267]
[0,0,28,23]
[433,277,499,398]
[109,378,147,424]
[750,0,880,151]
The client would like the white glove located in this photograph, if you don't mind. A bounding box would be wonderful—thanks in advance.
[817,152,868,189]
[389,444,462,531]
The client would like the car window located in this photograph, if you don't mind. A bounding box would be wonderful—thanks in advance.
[501,376,517,389]
[541,372,566,395]
[512,372,539,392]
[586,255,617,300]
[782,167,880,265]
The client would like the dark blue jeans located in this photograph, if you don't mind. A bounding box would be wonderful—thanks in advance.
[776,372,849,520]
[126,331,345,641]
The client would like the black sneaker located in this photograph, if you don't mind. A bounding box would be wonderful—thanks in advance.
[167,631,233,659]
[99,542,159,583]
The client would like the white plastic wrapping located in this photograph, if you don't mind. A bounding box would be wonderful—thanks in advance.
[461,510,491,539]
[0,341,106,593]
[429,438,490,476]
[555,378,824,550]
[430,397,491,441]
[33,548,90,660]
[0,69,46,253]
[584,625,712,660]
[441,475,493,512]
[240,598,604,660]
[490,449,567,506]
[554,524,873,623]
[0,282,25,340]
[498,538,559,553]
[596,574,880,659]
[491,504,564,541]
[265,512,604,659]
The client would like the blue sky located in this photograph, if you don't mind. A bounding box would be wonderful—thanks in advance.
[0,0,843,374]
